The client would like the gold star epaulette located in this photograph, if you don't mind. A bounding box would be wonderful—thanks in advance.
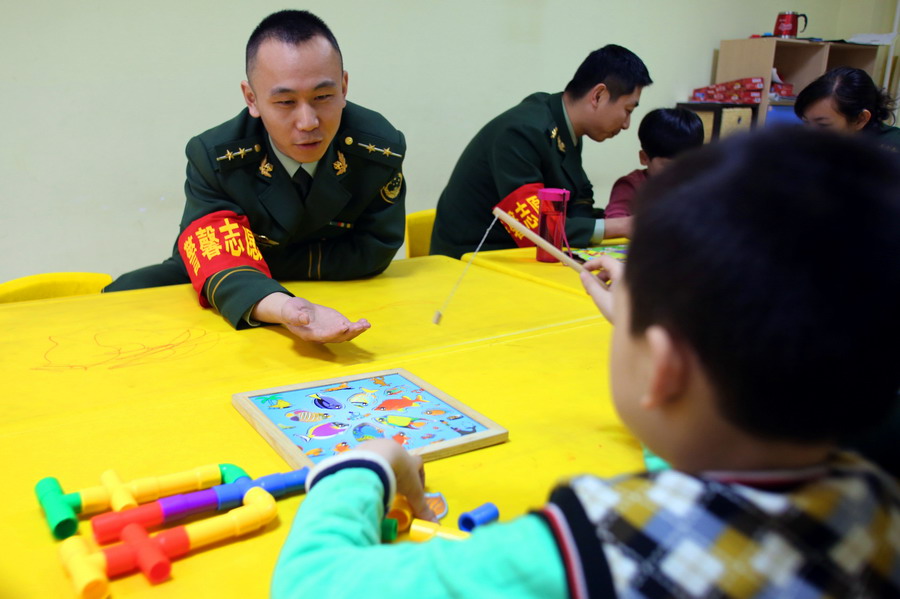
[339,133,404,168]
[213,137,264,171]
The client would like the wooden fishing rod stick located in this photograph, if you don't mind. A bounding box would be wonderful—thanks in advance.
[491,207,585,273]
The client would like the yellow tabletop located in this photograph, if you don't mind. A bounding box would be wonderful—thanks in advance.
[1,255,640,599]
[461,239,628,296]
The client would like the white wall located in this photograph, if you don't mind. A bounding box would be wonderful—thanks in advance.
[2,0,896,281]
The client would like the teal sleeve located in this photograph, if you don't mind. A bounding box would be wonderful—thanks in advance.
[271,468,568,599]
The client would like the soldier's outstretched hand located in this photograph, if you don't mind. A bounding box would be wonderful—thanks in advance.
[253,292,371,343]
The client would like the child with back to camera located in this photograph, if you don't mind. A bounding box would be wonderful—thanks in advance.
[271,127,900,598]
[604,107,704,220]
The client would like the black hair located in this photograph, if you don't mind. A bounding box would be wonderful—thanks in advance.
[638,108,705,159]
[564,45,652,101]
[246,10,342,76]
[626,127,900,442]
[794,66,897,130]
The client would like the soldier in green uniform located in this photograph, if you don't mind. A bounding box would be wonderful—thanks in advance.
[106,10,405,344]
[430,45,651,259]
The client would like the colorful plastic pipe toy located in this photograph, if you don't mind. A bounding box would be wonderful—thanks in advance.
[59,487,277,599]
[386,495,413,532]
[35,464,248,540]
[91,468,308,544]
[409,518,470,541]
[458,502,499,532]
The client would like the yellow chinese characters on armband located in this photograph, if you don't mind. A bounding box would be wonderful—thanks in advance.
[177,210,272,306]
[494,182,544,248]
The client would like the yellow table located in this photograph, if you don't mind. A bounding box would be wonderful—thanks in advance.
[2,256,640,598]
[461,239,628,296]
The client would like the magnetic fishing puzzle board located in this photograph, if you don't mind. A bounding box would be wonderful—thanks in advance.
[233,369,508,469]
[564,244,628,263]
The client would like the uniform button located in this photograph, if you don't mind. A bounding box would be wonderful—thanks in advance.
[344,136,353,145]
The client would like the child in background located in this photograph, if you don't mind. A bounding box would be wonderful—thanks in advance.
[605,107,704,219]
[271,128,900,598]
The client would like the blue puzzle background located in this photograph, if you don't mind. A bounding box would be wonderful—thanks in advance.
[249,373,487,463]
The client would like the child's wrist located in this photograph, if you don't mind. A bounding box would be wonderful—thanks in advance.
[307,451,397,513]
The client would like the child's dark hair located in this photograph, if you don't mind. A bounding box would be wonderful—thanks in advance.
[794,66,897,129]
[565,45,652,101]
[626,127,900,442]
[638,108,705,159]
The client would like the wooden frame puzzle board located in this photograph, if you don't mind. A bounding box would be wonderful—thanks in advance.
[565,244,628,263]
[233,369,508,469]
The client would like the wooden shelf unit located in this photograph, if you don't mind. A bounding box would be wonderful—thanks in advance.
[715,38,880,124]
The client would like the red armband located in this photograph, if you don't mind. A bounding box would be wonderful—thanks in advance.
[494,183,543,248]
[177,210,271,306]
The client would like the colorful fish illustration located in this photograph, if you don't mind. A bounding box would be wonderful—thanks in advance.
[298,421,349,442]
[333,441,352,453]
[425,492,448,519]
[305,447,324,457]
[446,414,462,420]
[324,382,352,392]
[424,409,445,416]
[376,415,429,429]
[347,390,376,407]
[308,393,343,410]
[277,424,296,430]
[421,433,435,440]
[352,422,385,442]
[262,396,292,409]
[441,420,477,436]
[370,376,389,387]
[385,387,405,395]
[285,410,330,423]
[392,432,410,447]
[374,395,428,412]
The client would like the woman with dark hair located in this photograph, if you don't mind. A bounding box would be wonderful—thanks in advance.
[794,66,900,152]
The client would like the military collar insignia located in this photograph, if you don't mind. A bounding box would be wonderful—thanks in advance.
[549,127,565,153]
[333,151,348,175]
[258,154,274,178]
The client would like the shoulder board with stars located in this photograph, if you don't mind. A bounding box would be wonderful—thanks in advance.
[212,136,265,172]
[339,133,404,168]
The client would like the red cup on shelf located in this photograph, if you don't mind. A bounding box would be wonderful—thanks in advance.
[774,12,807,38]
[536,188,570,263]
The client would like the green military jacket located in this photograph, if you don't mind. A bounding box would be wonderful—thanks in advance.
[109,103,406,328]
[430,92,598,259]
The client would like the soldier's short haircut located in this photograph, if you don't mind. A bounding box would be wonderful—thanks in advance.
[565,45,652,101]
[246,10,342,76]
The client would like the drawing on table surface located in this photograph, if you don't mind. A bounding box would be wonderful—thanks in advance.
[35,328,218,371]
